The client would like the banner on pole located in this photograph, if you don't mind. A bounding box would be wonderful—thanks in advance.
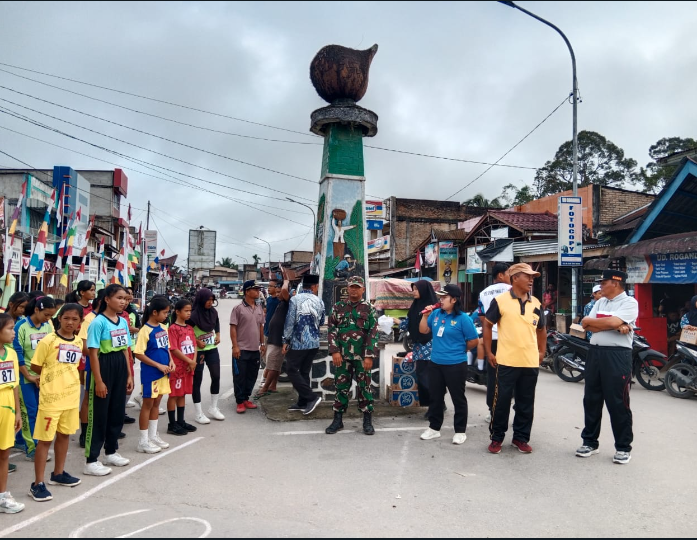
[558,196,583,267]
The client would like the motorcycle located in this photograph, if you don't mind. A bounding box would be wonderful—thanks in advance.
[541,329,564,372]
[552,328,667,390]
[466,321,487,387]
[398,326,413,353]
[662,341,697,399]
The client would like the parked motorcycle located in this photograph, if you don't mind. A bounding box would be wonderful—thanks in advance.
[552,329,666,390]
[541,329,564,373]
[662,341,697,399]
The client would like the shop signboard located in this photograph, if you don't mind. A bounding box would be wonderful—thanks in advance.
[558,196,583,266]
[365,200,383,217]
[366,219,383,230]
[627,253,697,284]
[466,246,485,274]
[367,235,390,254]
[144,230,158,256]
[424,243,437,268]
[438,241,458,285]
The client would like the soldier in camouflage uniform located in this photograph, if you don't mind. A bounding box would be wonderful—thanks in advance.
[325,276,378,436]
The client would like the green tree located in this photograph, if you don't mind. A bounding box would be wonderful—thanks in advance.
[252,254,261,267]
[640,136,697,193]
[462,193,503,208]
[498,183,535,207]
[533,130,640,198]
[216,257,236,269]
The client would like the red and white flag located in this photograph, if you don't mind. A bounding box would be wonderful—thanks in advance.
[414,251,422,272]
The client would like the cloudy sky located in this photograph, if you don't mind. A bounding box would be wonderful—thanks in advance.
[1,1,695,266]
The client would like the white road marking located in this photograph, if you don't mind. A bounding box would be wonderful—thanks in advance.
[219,387,235,400]
[0,437,204,538]
[118,517,212,538]
[273,424,485,436]
[9,452,20,459]
[69,509,150,538]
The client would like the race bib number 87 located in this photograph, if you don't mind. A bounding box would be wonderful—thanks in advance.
[0,361,16,384]
[58,344,81,364]
[110,329,128,349]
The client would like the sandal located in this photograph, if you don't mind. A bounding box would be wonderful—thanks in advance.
[253,391,272,400]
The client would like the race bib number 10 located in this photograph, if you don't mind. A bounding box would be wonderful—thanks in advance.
[155,331,169,349]
[58,344,81,364]
[110,329,128,348]
[0,361,16,385]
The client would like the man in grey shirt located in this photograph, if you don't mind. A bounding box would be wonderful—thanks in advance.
[577,270,638,465]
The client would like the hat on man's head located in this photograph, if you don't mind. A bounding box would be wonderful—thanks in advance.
[508,263,541,278]
[346,276,365,287]
[243,280,261,292]
[436,284,462,298]
[600,269,628,285]
[592,284,602,294]
[303,274,320,286]
[344,254,352,259]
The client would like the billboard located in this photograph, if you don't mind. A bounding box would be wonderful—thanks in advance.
[365,200,383,217]
[188,229,216,270]
[144,230,158,256]
[438,241,458,285]
[627,253,697,284]
[558,196,583,266]
[424,243,438,268]
[367,235,390,254]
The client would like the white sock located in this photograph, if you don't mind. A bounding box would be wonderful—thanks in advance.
[139,429,149,445]
[210,394,219,410]
[477,359,485,370]
[467,351,473,365]
[194,402,203,415]
[148,420,158,440]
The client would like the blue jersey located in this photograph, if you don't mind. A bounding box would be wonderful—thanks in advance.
[134,323,170,386]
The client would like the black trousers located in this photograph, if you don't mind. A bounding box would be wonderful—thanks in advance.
[428,362,468,433]
[415,360,432,407]
[86,351,128,463]
[286,348,318,407]
[581,346,633,452]
[486,340,498,411]
[193,347,221,403]
[233,350,261,404]
[490,365,538,443]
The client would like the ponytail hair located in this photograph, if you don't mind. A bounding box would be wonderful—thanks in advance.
[170,298,192,325]
[66,280,96,303]
[24,295,56,318]
[142,296,171,327]
[97,284,126,314]
[52,303,84,333]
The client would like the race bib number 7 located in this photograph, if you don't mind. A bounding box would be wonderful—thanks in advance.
[110,329,128,348]
[58,344,81,364]
[0,361,16,384]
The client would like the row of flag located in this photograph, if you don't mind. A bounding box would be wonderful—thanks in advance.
[3,179,151,290]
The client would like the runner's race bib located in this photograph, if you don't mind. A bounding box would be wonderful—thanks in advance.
[30,333,48,350]
[0,361,16,384]
[110,328,128,348]
[181,338,195,355]
[201,332,216,346]
[58,344,81,364]
[155,330,169,349]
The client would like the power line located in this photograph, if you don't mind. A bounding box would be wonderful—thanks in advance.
[0,105,316,204]
[0,95,316,184]
[149,214,174,255]
[445,95,569,201]
[0,62,314,138]
[0,63,551,172]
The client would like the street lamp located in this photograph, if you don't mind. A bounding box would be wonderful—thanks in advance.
[498,0,580,317]
[254,236,272,271]
[236,255,248,264]
[286,197,316,246]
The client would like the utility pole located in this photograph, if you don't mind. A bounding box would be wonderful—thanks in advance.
[141,200,150,309]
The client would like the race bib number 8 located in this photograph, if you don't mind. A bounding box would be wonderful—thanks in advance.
[58,345,81,364]
[110,329,128,348]
[0,361,16,384]
[181,339,195,355]
[30,333,47,350]
[155,331,169,349]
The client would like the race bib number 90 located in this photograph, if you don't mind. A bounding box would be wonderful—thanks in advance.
[0,361,16,385]
[110,329,128,349]
[58,344,81,364]
[181,339,195,355]
[155,331,169,349]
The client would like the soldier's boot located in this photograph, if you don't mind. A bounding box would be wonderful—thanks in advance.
[362,412,375,436]
[325,412,344,435]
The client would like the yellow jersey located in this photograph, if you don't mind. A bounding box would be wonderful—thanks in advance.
[78,311,97,341]
[0,345,20,392]
[32,333,82,411]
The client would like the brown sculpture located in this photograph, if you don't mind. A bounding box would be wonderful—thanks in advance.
[310,44,378,104]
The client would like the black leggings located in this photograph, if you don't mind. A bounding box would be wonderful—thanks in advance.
[193,348,221,403]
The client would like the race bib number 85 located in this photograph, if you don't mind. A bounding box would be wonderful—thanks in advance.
[0,361,16,384]
[110,329,128,348]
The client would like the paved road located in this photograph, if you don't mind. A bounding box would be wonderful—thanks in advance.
[1,298,695,537]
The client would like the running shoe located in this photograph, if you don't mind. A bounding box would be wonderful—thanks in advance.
[29,482,53,502]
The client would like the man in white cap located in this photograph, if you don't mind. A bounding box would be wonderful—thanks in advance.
[583,284,603,340]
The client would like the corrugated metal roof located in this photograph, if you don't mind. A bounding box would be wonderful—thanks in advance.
[613,231,697,257]
[489,210,557,232]
[512,240,610,257]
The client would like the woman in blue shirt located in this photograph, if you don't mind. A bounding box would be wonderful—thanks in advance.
[418,284,479,445]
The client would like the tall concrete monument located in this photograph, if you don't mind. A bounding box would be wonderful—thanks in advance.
[309,43,378,314]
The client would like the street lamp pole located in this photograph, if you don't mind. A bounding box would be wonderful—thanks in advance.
[499,1,580,317]
[286,197,316,246]
[254,236,272,272]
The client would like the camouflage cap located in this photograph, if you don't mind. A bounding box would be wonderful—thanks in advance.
[346,276,365,287]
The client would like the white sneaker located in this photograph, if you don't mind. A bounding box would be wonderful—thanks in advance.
[83,461,112,476]
[195,412,210,425]
[137,441,162,454]
[208,407,225,421]
[133,394,143,409]
[452,433,467,445]
[485,413,492,423]
[420,428,441,440]
[150,433,170,449]
[104,452,130,467]
[0,492,24,513]
[159,406,166,415]
[126,398,137,408]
